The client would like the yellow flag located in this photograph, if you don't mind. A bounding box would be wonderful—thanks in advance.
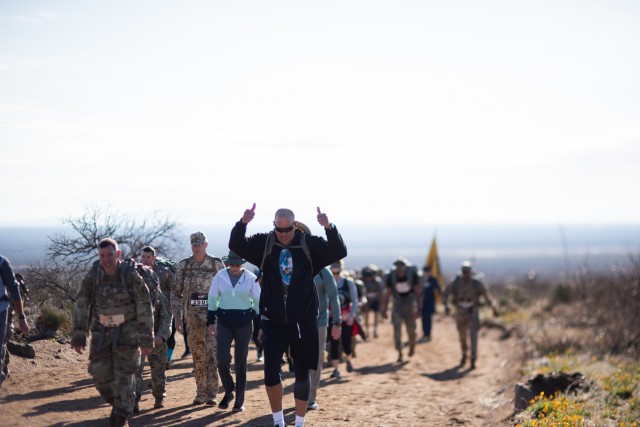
[425,236,443,303]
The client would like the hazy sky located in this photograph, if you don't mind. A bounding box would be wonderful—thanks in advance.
[1,0,639,230]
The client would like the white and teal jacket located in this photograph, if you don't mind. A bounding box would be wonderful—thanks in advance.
[207,268,260,327]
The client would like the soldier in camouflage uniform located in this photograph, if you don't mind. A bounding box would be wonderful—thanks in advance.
[171,231,224,405]
[382,257,421,363]
[443,261,499,369]
[134,246,172,411]
[71,238,154,427]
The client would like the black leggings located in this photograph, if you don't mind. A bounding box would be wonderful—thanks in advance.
[330,322,353,360]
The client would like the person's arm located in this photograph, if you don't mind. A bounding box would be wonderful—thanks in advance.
[381,274,392,318]
[323,268,342,340]
[207,273,222,321]
[478,280,500,316]
[0,258,28,334]
[71,271,93,354]
[170,260,186,321]
[347,279,358,321]
[133,271,155,354]
[155,292,172,345]
[248,271,261,315]
[443,281,453,315]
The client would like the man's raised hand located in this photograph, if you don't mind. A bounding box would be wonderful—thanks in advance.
[242,203,256,224]
[316,206,330,228]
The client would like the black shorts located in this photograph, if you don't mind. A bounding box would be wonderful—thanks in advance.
[262,317,319,386]
[367,299,381,312]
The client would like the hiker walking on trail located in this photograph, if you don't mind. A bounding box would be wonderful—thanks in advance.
[382,257,421,362]
[71,238,154,427]
[134,246,172,411]
[307,266,341,411]
[420,266,444,342]
[171,232,225,405]
[0,256,29,387]
[361,264,384,339]
[328,260,359,379]
[206,250,260,413]
[443,261,499,370]
[229,205,347,427]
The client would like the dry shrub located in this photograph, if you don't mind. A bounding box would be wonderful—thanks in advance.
[581,257,640,354]
[527,303,591,355]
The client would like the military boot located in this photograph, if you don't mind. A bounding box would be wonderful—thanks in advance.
[154,396,165,409]
[112,415,129,427]
[459,354,467,367]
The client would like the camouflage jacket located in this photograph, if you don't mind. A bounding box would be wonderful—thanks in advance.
[71,260,155,349]
[444,275,497,311]
[137,264,172,340]
[171,254,224,320]
[153,261,175,302]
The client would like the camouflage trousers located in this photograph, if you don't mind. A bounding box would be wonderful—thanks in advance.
[391,295,417,351]
[455,306,480,361]
[88,338,140,417]
[135,342,167,400]
[185,311,218,400]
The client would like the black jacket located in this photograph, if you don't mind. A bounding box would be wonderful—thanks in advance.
[229,221,347,324]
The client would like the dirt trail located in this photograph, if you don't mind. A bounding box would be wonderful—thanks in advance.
[0,314,520,426]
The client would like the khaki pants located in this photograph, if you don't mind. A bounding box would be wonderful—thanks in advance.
[185,311,218,399]
[455,306,480,361]
[391,295,417,351]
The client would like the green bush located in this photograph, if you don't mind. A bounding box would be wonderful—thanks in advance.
[36,306,70,336]
[550,283,572,305]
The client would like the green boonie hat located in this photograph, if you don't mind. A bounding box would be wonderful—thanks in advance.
[190,231,207,246]
[223,250,245,265]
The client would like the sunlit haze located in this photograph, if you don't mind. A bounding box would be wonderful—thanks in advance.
[2,1,639,230]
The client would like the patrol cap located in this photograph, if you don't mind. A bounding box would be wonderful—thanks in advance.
[223,250,245,265]
[190,231,207,246]
[461,261,473,272]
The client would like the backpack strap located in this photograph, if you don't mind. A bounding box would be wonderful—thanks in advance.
[256,231,275,283]
[256,231,313,282]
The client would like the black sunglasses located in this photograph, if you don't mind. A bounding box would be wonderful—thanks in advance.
[275,225,295,233]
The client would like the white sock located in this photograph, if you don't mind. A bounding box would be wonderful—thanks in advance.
[272,410,285,427]
[295,414,305,427]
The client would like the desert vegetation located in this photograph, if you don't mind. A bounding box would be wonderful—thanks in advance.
[498,254,640,426]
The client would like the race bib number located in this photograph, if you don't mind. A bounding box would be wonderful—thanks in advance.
[394,280,411,294]
[190,292,208,307]
[99,314,125,328]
